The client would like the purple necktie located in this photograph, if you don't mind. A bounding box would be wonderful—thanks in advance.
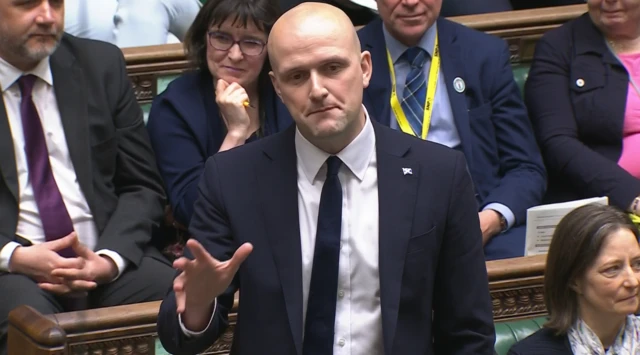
[18,75,75,258]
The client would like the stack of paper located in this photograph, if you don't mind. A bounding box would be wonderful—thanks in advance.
[524,196,609,256]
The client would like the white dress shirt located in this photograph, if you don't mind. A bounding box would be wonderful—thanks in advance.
[296,108,383,354]
[0,56,126,277]
[64,0,201,48]
[181,109,384,355]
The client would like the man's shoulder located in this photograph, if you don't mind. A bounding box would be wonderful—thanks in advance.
[54,33,124,70]
[211,128,293,167]
[438,17,506,51]
[373,122,464,167]
[356,17,382,45]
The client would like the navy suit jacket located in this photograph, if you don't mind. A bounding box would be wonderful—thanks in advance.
[146,70,292,226]
[358,18,546,225]
[157,121,495,355]
[525,13,640,209]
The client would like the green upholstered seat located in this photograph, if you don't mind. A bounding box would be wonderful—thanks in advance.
[494,316,546,355]
[512,63,530,97]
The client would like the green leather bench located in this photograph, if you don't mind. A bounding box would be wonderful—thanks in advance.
[494,316,546,355]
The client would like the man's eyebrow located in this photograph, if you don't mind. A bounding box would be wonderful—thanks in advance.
[279,54,350,76]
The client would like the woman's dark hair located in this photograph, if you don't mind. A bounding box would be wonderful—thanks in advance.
[544,204,640,335]
[184,0,280,73]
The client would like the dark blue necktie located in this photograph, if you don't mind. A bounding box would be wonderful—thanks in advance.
[401,47,428,137]
[303,156,343,355]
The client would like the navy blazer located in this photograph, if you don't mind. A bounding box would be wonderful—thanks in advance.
[508,328,572,355]
[358,18,546,225]
[525,13,640,209]
[146,70,292,226]
[157,121,495,355]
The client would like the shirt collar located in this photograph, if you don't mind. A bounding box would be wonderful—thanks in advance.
[382,22,438,64]
[0,56,53,93]
[295,105,376,183]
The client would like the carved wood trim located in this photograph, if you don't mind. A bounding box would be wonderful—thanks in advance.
[69,336,154,355]
[490,277,546,321]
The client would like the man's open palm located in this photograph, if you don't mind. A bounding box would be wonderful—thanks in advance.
[173,239,253,315]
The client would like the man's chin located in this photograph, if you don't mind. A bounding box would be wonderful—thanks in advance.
[23,43,59,62]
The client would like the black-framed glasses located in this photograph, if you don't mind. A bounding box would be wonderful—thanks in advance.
[208,31,266,56]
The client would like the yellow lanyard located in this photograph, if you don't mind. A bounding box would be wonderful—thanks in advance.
[386,34,440,140]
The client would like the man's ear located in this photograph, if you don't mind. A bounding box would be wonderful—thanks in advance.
[360,50,372,89]
[269,71,283,102]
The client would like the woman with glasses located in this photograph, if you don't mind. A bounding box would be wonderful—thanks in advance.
[147,0,292,228]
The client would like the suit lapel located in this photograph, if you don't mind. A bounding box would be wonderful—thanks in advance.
[0,99,18,202]
[437,19,474,162]
[362,19,392,125]
[49,45,95,213]
[373,122,419,355]
[256,126,303,355]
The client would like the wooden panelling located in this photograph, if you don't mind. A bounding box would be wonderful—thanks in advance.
[9,256,547,355]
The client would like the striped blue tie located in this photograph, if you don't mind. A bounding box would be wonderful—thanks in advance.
[401,47,428,137]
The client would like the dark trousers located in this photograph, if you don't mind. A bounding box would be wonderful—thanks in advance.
[484,224,527,261]
[0,253,175,355]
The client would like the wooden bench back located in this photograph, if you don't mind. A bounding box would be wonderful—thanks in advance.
[123,4,586,105]
[8,255,546,355]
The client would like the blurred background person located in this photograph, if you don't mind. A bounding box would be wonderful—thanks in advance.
[64,0,202,47]
[525,0,640,218]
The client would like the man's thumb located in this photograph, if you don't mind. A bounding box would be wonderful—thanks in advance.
[47,232,77,251]
[228,243,253,272]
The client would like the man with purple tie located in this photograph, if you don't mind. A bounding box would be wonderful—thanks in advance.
[0,1,174,355]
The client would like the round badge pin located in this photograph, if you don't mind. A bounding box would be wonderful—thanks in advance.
[453,77,465,93]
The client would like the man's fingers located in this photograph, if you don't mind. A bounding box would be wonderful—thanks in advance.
[38,282,72,295]
[227,243,253,273]
[54,256,85,270]
[46,232,77,251]
[186,239,219,266]
[51,267,91,281]
[173,256,191,271]
[175,290,186,314]
[71,239,93,259]
[67,279,97,291]
[174,275,187,314]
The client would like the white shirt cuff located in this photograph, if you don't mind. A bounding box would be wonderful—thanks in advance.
[95,249,128,281]
[178,298,217,337]
[483,203,516,230]
[0,242,22,272]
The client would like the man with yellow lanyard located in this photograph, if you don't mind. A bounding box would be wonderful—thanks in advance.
[357,0,546,260]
